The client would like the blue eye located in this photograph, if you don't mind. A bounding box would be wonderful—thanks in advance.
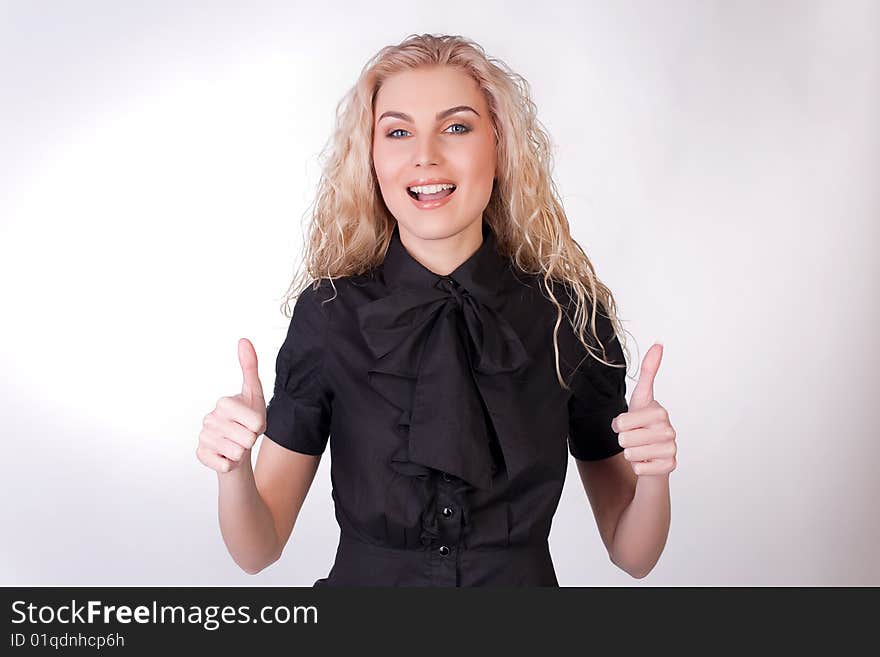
[386,123,471,139]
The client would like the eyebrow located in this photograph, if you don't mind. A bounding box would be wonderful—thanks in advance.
[376,105,481,124]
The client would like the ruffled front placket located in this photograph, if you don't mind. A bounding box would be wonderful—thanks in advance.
[356,272,531,548]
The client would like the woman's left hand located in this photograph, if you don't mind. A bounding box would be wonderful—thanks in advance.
[611,343,677,477]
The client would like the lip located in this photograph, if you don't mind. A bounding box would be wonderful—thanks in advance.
[407,184,457,210]
[405,177,456,188]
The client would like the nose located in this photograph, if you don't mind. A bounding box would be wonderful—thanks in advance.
[413,133,442,168]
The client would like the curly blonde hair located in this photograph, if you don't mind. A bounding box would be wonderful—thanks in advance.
[280,33,633,390]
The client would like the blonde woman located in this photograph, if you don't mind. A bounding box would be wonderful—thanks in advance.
[197,33,677,586]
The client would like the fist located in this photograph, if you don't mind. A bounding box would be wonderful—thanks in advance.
[612,343,677,477]
[196,338,267,474]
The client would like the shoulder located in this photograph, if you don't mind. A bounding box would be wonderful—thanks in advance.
[504,271,599,332]
[503,268,586,313]
[292,271,386,326]
[523,276,622,370]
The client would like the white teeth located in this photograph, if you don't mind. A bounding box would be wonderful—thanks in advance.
[407,183,456,194]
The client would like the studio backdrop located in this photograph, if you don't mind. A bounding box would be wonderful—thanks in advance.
[1,0,877,586]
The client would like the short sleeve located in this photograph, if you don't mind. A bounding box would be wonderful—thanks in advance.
[264,284,333,455]
[566,307,629,461]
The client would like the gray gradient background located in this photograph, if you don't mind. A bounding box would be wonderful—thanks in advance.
[1,0,877,586]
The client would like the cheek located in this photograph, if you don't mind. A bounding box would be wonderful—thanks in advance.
[459,161,495,195]
[372,153,396,200]
[371,143,385,180]
[373,144,404,185]
[462,138,496,184]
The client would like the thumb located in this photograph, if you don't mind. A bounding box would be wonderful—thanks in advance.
[629,342,663,410]
[238,338,265,408]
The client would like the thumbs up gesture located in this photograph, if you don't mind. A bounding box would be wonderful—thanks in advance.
[611,343,677,477]
[196,338,268,474]
[237,337,267,412]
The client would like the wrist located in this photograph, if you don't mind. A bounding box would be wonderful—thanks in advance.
[217,452,254,483]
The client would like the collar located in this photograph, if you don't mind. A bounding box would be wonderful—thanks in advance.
[381,221,513,305]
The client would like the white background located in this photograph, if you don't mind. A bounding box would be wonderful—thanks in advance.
[1,0,877,586]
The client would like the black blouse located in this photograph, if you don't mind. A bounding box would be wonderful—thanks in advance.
[264,220,628,587]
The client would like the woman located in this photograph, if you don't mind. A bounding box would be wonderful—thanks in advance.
[197,33,676,586]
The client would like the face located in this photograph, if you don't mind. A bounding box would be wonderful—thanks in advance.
[372,66,497,241]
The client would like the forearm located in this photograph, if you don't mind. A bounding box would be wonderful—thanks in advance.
[609,473,671,578]
[217,453,281,574]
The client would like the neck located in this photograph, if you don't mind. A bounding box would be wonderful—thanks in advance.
[397,219,484,276]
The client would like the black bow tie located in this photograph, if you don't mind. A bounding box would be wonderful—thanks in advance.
[356,269,531,491]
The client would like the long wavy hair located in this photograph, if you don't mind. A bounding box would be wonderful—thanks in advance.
[279,33,633,390]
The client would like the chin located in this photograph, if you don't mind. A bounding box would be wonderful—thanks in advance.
[396,216,479,241]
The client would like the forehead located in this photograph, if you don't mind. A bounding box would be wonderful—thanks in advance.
[374,66,485,116]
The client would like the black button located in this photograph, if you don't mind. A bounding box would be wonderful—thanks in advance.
[438,545,450,556]
[441,506,454,518]
[441,472,453,482]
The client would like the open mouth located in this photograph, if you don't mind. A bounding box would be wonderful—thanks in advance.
[406,185,457,202]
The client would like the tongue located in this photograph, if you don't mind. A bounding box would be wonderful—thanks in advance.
[417,187,454,201]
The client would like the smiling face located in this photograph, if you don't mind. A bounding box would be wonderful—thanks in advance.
[372,65,497,241]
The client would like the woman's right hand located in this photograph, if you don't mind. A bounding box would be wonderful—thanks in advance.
[196,338,267,474]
